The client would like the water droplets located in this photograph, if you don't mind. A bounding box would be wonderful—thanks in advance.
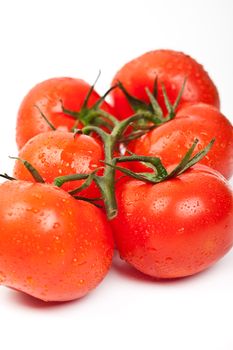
[53,222,60,229]
[38,152,46,160]
[177,227,185,234]
[26,276,33,285]
[152,197,170,212]
[177,198,203,216]
[0,271,6,284]
[200,132,208,137]
[148,247,157,253]
[33,193,42,200]
[165,257,173,262]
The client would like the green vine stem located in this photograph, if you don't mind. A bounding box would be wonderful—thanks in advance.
[83,114,162,219]
[53,102,214,220]
[7,76,213,221]
[53,113,160,219]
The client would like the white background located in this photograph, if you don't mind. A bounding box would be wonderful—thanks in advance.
[0,1,232,349]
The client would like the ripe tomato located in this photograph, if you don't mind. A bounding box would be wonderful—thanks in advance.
[0,180,113,301]
[16,77,114,149]
[13,130,104,198]
[131,103,233,179]
[111,165,233,278]
[111,50,220,119]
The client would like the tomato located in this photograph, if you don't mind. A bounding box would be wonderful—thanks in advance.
[13,130,104,198]
[111,50,220,119]
[16,77,114,149]
[0,180,113,301]
[111,165,233,278]
[131,103,233,179]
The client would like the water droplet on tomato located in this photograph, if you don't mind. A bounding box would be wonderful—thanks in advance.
[165,257,173,262]
[34,193,42,199]
[53,222,60,229]
[148,247,157,252]
[26,276,33,284]
[0,271,6,284]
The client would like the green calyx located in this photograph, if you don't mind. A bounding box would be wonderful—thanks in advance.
[35,73,183,145]
[105,138,215,184]
[59,74,185,139]
[60,72,118,132]
[118,77,187,121]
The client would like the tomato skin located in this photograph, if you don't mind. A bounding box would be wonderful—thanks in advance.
[131,103,233,179]
[111,50,220,119]
[16,77,114,149]
[111,165,233,278]
[0,181,113,301]
[14,130,104,198]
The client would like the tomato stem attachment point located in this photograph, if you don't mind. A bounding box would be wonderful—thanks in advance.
[118,77,187,121]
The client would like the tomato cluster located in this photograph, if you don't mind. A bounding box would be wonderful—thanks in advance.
[0,49,232,302]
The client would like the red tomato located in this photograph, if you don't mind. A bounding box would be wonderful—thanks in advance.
[111,50,220,119]
[131,103,233,179]
[111,165,233,278]
[0,180,113,301]
[16,77,114,149]
[13,130,104,199]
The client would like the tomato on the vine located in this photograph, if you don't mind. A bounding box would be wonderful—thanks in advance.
[131,103,233,179]
[16,77,114,149]
[14,130,104,199]
[0,180,113,301]
[111,49,220,119]
[111,165,233,278]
